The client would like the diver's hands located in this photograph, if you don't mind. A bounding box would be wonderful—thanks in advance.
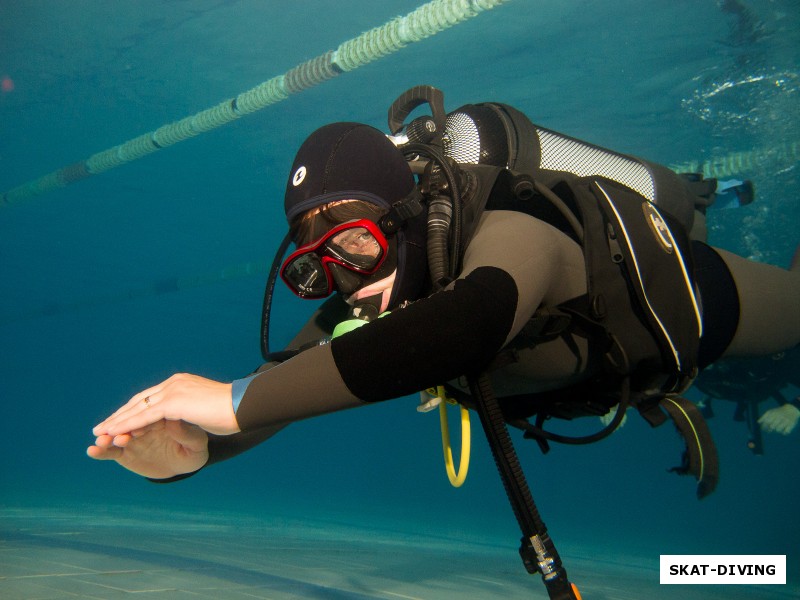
[758,403,800,435]
[87,420,209,479]
[93,373,240,438]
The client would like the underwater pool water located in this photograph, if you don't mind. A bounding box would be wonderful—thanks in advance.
[1,1,798,598]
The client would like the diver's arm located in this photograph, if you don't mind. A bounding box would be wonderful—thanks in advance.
[235,211,585,429]
[233,266,516,429]
[180,266,518,470]
[94,213,582,444]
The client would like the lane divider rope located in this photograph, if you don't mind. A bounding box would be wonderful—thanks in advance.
[1,0,510,207]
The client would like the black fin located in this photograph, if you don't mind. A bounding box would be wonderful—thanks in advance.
[660,396,720,499]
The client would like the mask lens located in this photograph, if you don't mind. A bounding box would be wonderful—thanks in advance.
[325,227,383,270]
[282,253,330,298]
[280,219,389,299]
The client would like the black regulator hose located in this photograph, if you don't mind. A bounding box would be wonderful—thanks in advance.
[426,195,453,290]
[468,372,581,600]
[401,142,464,279]
[260,231,293,361]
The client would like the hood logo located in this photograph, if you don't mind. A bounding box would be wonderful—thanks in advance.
[292,166,307,187]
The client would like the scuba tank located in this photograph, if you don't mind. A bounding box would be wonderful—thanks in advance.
[440,100,702,232]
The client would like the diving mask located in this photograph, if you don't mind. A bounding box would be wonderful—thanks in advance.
[281,219,389,299]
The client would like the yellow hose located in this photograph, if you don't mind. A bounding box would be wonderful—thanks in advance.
[435,386,471,487]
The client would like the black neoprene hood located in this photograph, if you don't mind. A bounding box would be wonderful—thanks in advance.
[282,122,428,309]
[284,122,415,222]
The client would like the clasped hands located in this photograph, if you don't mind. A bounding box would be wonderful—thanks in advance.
[87,373,239,479]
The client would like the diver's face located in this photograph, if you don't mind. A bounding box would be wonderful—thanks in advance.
[280,217,390,299]
[328,222,399,302]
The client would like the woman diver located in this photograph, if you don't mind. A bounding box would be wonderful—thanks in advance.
[89,93,800,495]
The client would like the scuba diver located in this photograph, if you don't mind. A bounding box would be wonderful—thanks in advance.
[89,87,800,599]
[692,345,799,454]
